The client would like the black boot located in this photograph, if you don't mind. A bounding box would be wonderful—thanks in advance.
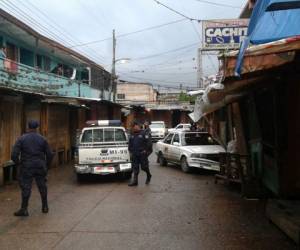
[146,172,152,185]
[14,197,29,217]
[128,174,138,186]
[14,208,29,217]
[42,196,49,214]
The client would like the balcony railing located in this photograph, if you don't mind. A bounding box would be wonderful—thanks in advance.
[0,57,101,98]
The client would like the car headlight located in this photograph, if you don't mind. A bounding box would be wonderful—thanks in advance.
[190,153,206,158]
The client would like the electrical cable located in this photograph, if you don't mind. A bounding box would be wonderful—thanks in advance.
[69,18,188,48]
[2,0,109,65]
[1,0,109,66]
[153,0,198,21]
[120,72,196,85]
[130,43,198,61]
[128,70,197,75]
[194,0,242,9]
[2,1,101,64]
[2,1,71,45]
[153,0,243,25]
[15,0,109,64]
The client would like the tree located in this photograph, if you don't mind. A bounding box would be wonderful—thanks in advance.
[178,92,196,103]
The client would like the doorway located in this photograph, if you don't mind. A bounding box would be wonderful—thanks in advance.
[172,110,181,128]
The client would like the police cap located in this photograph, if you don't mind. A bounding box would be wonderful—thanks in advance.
[28,120,39,129]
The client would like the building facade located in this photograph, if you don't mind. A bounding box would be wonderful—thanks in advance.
[116,81,157,104]
[0,9,120,185]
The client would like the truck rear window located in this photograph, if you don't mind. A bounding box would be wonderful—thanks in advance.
[81,128,127,143]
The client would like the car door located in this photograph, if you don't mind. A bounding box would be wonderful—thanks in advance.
[169,133,181,163]
[161,133,174,160]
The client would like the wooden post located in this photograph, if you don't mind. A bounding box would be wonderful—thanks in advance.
[227,104,234,140]
[0,167,3,186]
[232,102,247,155]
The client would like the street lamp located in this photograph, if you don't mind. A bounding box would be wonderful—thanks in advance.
[111,57,130,102]
[116,58,131,64]
[110,29,131,101]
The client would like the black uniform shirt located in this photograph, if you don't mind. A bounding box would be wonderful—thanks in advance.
[129,130,152,156]
[11,132,53,168]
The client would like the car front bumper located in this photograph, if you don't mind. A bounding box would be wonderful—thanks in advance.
[188,158,220,171]
[75,163,132,175]
[151,134,165,140]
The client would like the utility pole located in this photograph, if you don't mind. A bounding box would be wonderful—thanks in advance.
[197,48,203,89]
[111,29,116,102]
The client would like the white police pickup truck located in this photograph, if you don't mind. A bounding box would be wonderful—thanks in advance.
[74,120,132,181]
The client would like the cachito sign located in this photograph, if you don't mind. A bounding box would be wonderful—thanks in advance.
[202,19,249,50]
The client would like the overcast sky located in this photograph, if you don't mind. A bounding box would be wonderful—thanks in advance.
[1,0,243,89]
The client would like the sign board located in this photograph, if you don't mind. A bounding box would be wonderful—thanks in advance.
[202,19,249,50]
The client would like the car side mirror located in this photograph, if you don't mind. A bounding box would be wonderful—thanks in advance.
[173,142,180,146]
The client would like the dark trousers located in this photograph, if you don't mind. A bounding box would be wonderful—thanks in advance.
[19,167,47,207]
[132,153,150,175]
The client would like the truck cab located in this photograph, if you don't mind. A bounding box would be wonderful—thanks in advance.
[74,120,132,181]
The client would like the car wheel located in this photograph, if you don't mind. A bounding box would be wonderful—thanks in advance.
[158,152,167,167]
[181,156,190,173]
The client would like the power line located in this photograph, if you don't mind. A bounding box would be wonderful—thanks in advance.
[1,0,110,67]
[77,0,112,33]
[195,0,242,9]
[120,72,196,85]
[2,1,73,46]
[1,0,107,65]
[130,43,198,61]
[70,18,188,48]
[15,0,109,63]
[67,1,243,49]
[190,20,201,41]
[128,70,197,75]
[153,0,198,21]
[153,0,243,25]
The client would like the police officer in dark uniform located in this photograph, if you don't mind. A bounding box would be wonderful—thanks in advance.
[11,120,53,216]
[143,120,152,173]
[143,120,151,137]
[128,121,152,186]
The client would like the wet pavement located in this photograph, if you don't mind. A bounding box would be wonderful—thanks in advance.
[0,153,296,250]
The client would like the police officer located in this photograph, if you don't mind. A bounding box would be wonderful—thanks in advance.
[143,120,151,137]
[11,120,53,216]
[143,120,153,173]
[128,121,152,186]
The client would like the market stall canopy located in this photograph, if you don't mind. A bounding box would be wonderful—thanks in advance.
[224,37,298,78]
[235,0,300,75]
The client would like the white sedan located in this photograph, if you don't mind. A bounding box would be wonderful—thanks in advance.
[167,123,191,134]
[156,131,225,173]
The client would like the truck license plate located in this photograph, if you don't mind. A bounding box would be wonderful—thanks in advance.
[120,163,131,170]
[94,166,115,173]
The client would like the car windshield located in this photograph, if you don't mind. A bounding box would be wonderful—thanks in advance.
[150,123,165,129]
[181,133,219,146]
[81,128,127,143]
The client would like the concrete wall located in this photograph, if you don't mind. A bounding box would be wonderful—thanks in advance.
[117,83,157,102]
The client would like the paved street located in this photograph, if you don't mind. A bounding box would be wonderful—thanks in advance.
[0,153,296,250]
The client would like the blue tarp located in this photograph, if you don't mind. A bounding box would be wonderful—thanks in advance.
[235,0,300,76]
